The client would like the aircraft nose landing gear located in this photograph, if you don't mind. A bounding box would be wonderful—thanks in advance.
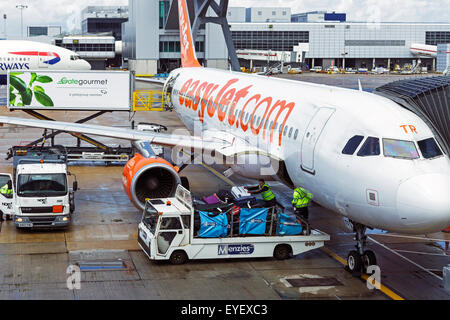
[346,222,377,274]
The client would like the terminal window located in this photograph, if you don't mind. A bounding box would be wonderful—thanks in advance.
[232,31,309,51]
[345,40,405,46]
[159,41,204,53]
[426,32,450,45]
[62,43,115,52]
[28,26,48,37]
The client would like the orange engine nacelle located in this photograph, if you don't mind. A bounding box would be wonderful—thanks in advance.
[122,154,181,211]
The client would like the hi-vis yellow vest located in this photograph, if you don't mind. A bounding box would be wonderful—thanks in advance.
[260,183,275,201]
[0,184,12,196]
[292,187,312,208]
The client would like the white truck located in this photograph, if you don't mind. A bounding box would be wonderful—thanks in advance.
[0,147,77,229]
[138,185,330,264]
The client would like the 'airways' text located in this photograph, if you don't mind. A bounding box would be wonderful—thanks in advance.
[0,63,30,71]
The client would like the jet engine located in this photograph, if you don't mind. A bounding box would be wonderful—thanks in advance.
[122,154,181,211]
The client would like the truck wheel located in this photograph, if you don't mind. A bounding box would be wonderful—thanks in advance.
[180,177,190,191]
[273,244,292,260]
[170,250,188,265]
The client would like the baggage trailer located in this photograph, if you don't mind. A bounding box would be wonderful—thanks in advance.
[138,185,330,264]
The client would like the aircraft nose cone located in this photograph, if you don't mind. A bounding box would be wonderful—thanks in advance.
[397,174,450,233]
[84,61,92,70]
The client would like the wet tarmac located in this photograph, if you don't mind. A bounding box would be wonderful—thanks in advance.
[0,74,448,300]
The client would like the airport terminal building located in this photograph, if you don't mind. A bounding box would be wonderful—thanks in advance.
[230,22,450,71]
[121,0,450,74]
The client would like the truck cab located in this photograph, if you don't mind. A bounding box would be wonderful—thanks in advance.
[0,147,77,229]
[138,185,330,264]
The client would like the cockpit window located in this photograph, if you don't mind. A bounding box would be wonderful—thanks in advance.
[357,137,380,157]
[418,138,443,159]
[383,139,419,159]
[342,135,364,155]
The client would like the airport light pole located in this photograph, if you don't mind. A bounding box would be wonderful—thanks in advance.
[16,4,28,39]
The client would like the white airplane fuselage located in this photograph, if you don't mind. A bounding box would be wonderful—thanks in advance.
[0,40,91,83]
[168,67,450,234]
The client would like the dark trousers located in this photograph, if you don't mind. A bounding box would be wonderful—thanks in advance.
[294,207,309,220]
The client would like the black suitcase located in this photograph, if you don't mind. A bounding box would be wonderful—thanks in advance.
[233,195,257,208]
[216,189,235,203]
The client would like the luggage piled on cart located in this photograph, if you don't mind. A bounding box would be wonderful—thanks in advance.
[193,202,304,238]
[214,186,260,208]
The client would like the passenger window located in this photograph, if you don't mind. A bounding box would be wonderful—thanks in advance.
[288,127,293,138]
[342,135,364,155]
[283,126,288,136]
[418,138,443,159]
[357,137,380,157]
[160,217,182,230]
[294,129,299,140]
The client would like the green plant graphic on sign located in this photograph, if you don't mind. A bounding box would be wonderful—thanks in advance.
[9,72,54,107]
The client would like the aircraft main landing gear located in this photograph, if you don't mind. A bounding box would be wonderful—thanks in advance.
[346,222,377,274]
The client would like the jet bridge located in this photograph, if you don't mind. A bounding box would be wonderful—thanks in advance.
[375,76,450,156]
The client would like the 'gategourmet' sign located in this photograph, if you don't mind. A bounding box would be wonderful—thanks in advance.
[7,70,131,111]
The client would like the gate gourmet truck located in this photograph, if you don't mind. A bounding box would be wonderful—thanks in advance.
[0,147,77,229]
[138,185,330,264]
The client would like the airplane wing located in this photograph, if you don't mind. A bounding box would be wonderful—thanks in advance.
[0,116,272,159]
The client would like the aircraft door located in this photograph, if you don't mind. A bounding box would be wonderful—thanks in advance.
[300,108,335,174]
[0,174,14,218]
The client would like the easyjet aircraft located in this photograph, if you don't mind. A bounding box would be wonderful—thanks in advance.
[0,0,449,273]
[0,40,91,84]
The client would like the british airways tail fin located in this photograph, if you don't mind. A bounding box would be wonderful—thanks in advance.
[177,0,202,68]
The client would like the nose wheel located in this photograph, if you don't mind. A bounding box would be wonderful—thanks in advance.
[346,222,377,274]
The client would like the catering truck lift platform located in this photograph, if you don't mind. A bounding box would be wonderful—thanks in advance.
[138,185,330,265]
[5,70,160,165]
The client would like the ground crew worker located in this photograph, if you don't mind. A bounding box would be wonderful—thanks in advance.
[292,186,313,221]
[246,179,284,209]
[0,180,13,198]
[0,180,13,223]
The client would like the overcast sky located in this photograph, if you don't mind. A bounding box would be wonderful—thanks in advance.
[0,0,449,38]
